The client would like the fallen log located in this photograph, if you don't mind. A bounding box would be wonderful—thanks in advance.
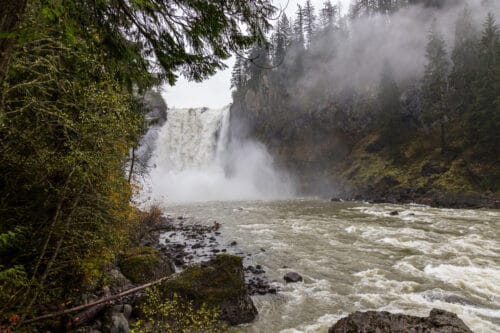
[20,273,177,327]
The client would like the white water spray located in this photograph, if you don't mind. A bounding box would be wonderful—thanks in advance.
[141,106,294,203]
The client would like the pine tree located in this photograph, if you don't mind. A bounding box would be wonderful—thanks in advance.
[422,23,450,152]
[231,55,247,91]
[467,13,500,152]
[246,43,270,88]
[293,4,305,50]
[303,0,317,47]
[450,6,479,118]
[378,61,402,146]
[320,1,338,31]
[272,14,292,66]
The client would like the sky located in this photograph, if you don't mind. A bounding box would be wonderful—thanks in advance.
[162,0,352,109]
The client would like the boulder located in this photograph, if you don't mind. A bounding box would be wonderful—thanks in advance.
[283,272,303,283]
[107,269,132,292]
[118,247,174,284]
[102,308,129,333]
[159,254,257,325]
[329,308,473,333]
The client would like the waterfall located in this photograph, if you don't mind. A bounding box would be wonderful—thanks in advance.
[140,106,294,203]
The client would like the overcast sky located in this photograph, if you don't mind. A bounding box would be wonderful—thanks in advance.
[162,0,352,109]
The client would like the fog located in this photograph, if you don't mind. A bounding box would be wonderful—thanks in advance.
[291,0,500,100]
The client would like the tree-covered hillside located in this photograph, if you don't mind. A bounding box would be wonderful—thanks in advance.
[230,0,500,206]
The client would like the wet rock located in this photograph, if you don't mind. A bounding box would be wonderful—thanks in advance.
[191,243,202,249]
[283,272,303,283]
[159,254,257,325]
[230,241,238,246]
[331,197,342,202]
[118,247,174,284]
[102,308,129,333]
[106,269,132,293]
[389,210,399,216]
[328,308,473,333]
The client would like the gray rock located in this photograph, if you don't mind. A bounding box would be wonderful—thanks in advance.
[329,308,473,333]
[110,304,133,319]
[102,311,129,333]
[108,269,132,292]
[284,272,303,283]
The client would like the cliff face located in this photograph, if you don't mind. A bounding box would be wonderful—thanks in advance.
[230,82,499,208]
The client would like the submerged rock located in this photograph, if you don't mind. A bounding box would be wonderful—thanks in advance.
[159,254,257,325]
[283,272,303,283]
[329,308,473,333]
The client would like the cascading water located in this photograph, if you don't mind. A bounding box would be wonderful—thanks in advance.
[139,106,294,203]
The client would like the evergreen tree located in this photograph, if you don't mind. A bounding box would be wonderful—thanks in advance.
[467,13,500,152]
[378,61,402,146]
[422,23,450,152]
[303,0,317,47]
[320,1,338,31]
[293,5,306,50]
[246,43,270,88]
[231,55,247,91]
[450,6,479,118]
[272,14,292,66]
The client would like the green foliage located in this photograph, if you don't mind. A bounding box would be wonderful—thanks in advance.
[466,13,500,155]
[422,23,450,151]
[132,287,229,333]
[378,61,403,148]
[0,0,274,323]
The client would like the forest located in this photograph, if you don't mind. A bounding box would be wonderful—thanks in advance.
[231,0,500,203]
[0,0,274,330]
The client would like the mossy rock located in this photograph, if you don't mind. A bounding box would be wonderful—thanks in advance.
[118,246,174,284]
[159,254,256,325]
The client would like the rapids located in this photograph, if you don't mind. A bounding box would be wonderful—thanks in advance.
[137,107,499,332]
[159,199,500,333]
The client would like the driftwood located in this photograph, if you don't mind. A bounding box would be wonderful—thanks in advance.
[21,273,177,327]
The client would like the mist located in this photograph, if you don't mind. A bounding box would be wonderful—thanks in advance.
[137,107,295,204]
[288,0,500,102]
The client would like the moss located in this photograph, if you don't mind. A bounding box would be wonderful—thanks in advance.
[433,159,475,193]
[160,254,245,306]
[118,246,172,284]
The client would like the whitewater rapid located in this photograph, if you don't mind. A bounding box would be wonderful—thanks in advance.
[138,106,294,203]
[160,199,500,333]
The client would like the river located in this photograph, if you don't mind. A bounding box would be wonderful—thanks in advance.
[160,199,500,333]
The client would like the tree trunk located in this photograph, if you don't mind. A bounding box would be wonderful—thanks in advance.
[0,0,27,86]
[440,120,446,153]
[128,147,136,183]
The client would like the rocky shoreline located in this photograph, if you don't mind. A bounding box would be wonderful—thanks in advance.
[330,182,500,209]
[72,208,477,333]
[71,210,277,332]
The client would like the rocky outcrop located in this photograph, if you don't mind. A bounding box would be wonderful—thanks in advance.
[158,254,257,325]
[283,272,303,283]
[118,246,174,284]
[329,308,473,333]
